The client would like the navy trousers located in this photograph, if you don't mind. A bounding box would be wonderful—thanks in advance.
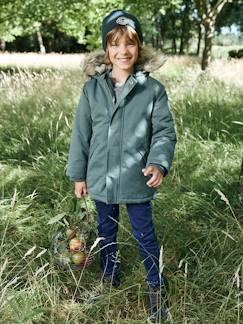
[94,200,164,288]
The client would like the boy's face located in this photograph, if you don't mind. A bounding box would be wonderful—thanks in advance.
[107,33,138,74]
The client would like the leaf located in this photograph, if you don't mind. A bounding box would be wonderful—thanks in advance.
[178,259,184,269]
[77,210,86,221]
[5,277,19,289]
[16,216,32,224]
[35,263,49,276]
[10,188,18,209]
[159,245,164,275]
[89,237,105,253]
[214,188,229,206]
[63,218,69,226]
[24,245,36,258]
[0,258,8,276]
[221,230,235,241]
[47,213,66,225]
[232,121,243,126]
[35,249,47,259]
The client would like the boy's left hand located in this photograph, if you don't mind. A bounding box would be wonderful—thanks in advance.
[142,166,164,188]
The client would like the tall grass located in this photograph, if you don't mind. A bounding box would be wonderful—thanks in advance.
[0,56,242,323]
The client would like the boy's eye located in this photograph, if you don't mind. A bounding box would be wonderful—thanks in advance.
[109,40,136,47]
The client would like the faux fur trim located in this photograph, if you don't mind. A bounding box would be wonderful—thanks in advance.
[83,47,167,77]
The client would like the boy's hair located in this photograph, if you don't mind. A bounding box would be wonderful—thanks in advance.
[104,25,142,65]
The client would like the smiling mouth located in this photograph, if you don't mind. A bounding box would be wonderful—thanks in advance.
[118,58,131,62]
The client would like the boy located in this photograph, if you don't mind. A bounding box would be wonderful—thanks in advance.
[67,10,177,322]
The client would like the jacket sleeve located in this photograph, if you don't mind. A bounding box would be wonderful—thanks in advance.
[66,85,92,182]
[146,85,177,175]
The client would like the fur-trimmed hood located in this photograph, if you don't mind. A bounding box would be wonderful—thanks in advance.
[82,47,167,78]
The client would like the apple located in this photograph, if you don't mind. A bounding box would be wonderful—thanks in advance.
[71,252,86,265]
[69,237,82,251]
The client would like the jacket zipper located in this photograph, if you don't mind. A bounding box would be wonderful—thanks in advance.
[103,81,122,202]
[101,77,135,202]
[101,80,116,202]
[117,105,125,202]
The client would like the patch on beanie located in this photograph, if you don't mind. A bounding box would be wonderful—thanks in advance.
[116,16,135,27]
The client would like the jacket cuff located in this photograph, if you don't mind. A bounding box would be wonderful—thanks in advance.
[148,164,168,176]
[69,177,86,182]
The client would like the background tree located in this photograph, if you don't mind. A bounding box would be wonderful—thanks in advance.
[0,0,126,52]
[216,1,243,34]
[0,0,25,51]
[193,0,242,70]
[124,0,184,52]
[179,0,193,54]
[0,0,242,55]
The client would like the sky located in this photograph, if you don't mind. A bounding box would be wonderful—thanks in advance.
[221,24,241,35]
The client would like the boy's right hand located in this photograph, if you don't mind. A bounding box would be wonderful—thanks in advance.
[75,181,88,198]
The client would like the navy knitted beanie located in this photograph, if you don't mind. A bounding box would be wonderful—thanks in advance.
[102,10,143,51]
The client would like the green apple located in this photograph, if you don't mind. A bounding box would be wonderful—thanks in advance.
[71,252,86,265]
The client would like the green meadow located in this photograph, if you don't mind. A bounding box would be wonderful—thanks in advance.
[0,55,242,323]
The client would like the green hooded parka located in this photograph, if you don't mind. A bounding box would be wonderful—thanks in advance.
[66,49,177,204]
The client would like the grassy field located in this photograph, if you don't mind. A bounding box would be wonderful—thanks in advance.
[0,53,243,323]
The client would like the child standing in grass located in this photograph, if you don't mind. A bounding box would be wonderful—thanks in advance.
[67,9,177,322]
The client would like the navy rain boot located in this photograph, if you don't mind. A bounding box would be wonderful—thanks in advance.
[148,285,169,323]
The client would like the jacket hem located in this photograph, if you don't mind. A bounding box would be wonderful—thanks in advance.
[88,190,157,204]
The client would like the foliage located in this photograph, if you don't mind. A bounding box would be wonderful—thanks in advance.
[0,0,242,53]
[216,2,243,32]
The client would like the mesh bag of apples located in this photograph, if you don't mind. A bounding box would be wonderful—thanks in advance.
[49,198,97,270]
